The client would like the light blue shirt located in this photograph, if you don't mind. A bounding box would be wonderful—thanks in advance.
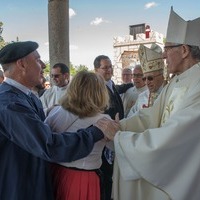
[4,78,31,95]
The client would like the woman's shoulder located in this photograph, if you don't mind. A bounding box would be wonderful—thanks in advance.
[94,113,111,120]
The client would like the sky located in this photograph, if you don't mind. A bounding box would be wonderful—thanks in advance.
[0,0,200,70]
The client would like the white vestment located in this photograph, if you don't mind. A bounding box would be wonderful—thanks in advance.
[113,62,200,200]
[121,85,147,117]
[40,85,68,114]
[128,86,163,117]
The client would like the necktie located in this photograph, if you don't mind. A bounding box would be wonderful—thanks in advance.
[104,147,115,164]
[106,81,114,93]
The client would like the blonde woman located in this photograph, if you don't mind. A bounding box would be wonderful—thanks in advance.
[45,70,110,200]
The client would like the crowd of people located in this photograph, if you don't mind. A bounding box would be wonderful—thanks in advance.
[0,7,200,200]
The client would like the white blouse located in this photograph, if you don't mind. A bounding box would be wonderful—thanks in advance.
[45,106,110,170]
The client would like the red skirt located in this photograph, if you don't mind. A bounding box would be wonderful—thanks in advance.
[51,164,101,200]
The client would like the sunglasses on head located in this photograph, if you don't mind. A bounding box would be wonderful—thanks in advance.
[143,73,162,81]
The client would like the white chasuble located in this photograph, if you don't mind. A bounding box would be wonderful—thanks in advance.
[113,63,200,200]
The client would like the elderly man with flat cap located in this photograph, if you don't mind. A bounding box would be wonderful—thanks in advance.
[112,7,200,200]
[0,41,119,200]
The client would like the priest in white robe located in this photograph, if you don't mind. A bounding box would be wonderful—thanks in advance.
[127,44,165,117]
[121,65,147,117]
[113,7,200,200]
[40,63,69,114]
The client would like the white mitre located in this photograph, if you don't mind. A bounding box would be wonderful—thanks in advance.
[166,7,200,47]
[138,43,164,73]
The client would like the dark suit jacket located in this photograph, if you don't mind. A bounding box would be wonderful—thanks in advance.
[104,81,124,120]
[115,82,134,94]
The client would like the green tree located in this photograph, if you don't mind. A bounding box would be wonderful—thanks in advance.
[75,64,88,73]
[0,22,6,49]
[43,61,50,76]
[69,63,91,76]
[69,62,77,76]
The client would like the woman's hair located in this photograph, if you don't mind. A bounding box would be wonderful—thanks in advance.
[60,70,109,118]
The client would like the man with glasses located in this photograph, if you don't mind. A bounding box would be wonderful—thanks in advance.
[121,67,133,84]
[40,63,70,114]
[120,67,133,117]
[128,44,165,116]
[113,7,200,200]
[121,65,147,117]
[94,55,133,200]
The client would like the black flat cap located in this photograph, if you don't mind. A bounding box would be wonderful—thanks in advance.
[0,41,39,64]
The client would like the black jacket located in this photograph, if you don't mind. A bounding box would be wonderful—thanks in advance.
[104,82,125,120]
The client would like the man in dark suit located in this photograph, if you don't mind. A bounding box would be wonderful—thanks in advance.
[94,55,131,200]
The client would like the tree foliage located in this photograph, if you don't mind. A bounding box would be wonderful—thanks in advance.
[43,61,50,76]
[71,64,89,76]
[0,22,6,49]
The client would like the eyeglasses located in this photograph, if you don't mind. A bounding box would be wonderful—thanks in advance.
[164,44,182,53]
[99,65,113,71]
[51,73,62,78]
[133,73,143,78]
[143,73,162,81]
